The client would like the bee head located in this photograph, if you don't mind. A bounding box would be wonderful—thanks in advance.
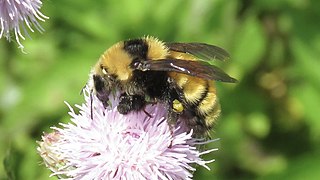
[88,64,119,108]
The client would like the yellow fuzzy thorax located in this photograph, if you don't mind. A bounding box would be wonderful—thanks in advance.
[97,36,171,81]
[144,36,170,60]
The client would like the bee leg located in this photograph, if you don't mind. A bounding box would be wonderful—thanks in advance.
[165,78,184,124]
[167,107,180,125]
[117,93,146,114]
[167,110,181,148]
[182,111,209,138]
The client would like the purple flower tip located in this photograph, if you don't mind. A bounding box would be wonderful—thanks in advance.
[37,87,217,180]
[0,0,48,50]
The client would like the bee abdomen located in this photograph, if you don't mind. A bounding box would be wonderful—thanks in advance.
[197,85,218,114]
[173,74,208,105]
[197,84,220,128]
[170,73,221,134]
[202,100,221,129]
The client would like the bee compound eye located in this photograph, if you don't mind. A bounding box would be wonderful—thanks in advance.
[102,68,108,75]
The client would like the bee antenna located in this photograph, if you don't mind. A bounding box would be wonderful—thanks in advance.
[90,89,93,120]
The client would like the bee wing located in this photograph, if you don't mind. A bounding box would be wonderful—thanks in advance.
[131,59,237,83]
[166,42,230,61]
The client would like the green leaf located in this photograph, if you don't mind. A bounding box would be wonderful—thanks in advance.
[231,14,266,77]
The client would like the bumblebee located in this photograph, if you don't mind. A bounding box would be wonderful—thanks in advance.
[89,36,237,136]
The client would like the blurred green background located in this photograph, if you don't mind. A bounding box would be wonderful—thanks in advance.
[1,0,320,179]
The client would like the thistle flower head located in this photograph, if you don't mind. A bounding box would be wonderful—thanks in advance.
[0,0,48,50]
[37,88,217,179]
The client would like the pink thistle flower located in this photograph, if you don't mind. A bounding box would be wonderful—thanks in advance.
[37,87,217,180]
[0,0,48,50]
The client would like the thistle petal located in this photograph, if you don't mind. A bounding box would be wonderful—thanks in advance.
[0,0,48,50]
[37,87,217,179]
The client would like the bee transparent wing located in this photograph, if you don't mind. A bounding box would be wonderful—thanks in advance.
[131,59,237,83]
[166,42,230,61]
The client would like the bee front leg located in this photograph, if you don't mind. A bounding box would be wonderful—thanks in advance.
[117,93,146,114]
